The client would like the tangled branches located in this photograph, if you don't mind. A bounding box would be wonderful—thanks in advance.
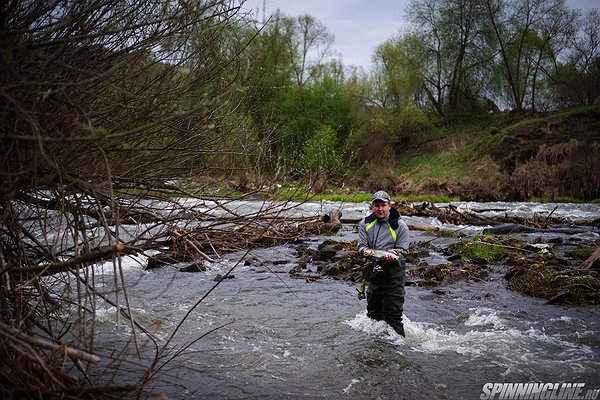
[0,0,264,398]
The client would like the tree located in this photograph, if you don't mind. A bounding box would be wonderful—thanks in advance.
[371,33,430,111]
[288,14,334,86]
[406,0,494,115]
[0,0,258,397]
[549,9,600,107]
[484,0,574,111]
[240,9,341,173]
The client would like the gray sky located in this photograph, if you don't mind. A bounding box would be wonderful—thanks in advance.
[241,0,600,72]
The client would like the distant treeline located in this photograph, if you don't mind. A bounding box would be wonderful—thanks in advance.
[1,0,599,196]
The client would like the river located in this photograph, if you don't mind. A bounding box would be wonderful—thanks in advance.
[86,200,600,399]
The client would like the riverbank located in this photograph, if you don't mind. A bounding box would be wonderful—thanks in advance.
[215,105,600,203]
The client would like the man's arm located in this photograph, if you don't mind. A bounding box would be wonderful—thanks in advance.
[395,220,410,251]
[357,220,371,256]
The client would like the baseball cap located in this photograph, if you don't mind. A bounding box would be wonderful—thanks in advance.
[372,190,391,202]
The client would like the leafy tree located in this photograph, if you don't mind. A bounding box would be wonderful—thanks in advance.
[405,0,494,115]
[238,10,338,172]
[272,75,357,169]
[289,14,334,86]
[548,9,600,106]
[484,0,575,111]
[526,1,576,111]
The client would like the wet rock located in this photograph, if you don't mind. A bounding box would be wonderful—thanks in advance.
[471,292,495,300]
[214,274,235,281]
[547,291,571,304]
[440,269,469,285]
[314,249,336,261]
[418,249,431,258]
[447,254,461,261]
[179,263,206,272]
[504,267,527,281]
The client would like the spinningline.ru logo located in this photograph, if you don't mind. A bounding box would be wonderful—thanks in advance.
[480,383,600,400]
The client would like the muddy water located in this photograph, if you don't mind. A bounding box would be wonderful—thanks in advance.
[89,200,600,399]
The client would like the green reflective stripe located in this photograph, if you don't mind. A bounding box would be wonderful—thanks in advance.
[365,220,377,232]
[387,222,397,242]
[365,220,397,242]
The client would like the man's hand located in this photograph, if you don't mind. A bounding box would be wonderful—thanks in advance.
[362,249,373,258]
[389,248,407,257]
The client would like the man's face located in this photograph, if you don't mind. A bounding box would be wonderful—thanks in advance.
[372,200,391,219]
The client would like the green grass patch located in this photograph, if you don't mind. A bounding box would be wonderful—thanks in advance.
[435,228,467,238]
[567,246,595,259]
[267,189,459,203]
[399,194,460,203]
[526,196,585,204]
[507,269,600,305]
[449,235,518,263]
[396,151,471,181]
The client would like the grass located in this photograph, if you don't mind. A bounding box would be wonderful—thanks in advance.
[508,269,600,305]
[396,151,471,181]
[267,186,459,203]
[504,104,600,134]
[449,235,518,263]
[567,246,596,259]
[526,196,586,203]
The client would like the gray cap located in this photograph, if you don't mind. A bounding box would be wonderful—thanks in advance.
[372,190,391,202]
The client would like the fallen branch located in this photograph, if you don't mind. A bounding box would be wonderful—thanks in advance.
[170,228,215,263]
[580,245,600,270]
[9,244,127,274]
[0,321,100,363]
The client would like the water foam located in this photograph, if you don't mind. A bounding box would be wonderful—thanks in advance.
[464,307,506,329]
[343,311,406,345]
[345,308,596,376]
[342,379,361,393]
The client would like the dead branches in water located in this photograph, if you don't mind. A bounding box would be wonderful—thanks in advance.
[0,0,258,397]
[393,201,594,229]
[148,210,343,268]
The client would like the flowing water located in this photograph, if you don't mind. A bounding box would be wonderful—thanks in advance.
[75,201,600,398]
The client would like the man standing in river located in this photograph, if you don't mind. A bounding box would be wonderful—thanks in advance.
[357,190,410,337]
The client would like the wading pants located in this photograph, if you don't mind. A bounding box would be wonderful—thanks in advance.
[366,259,406,336]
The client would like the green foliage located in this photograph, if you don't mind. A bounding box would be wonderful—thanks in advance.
[371,33,427,110]
[349,104,431,165]
[449,235,515,263]
[270,76,357,170]
[300,125,343,175]
[567,246,596,259]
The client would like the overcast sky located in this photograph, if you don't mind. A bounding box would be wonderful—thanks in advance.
[240,0,599,72]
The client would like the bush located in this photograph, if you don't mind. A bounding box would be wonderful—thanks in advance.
[300,125,343,175]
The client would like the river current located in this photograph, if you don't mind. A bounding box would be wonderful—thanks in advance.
[86,200,600,399]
